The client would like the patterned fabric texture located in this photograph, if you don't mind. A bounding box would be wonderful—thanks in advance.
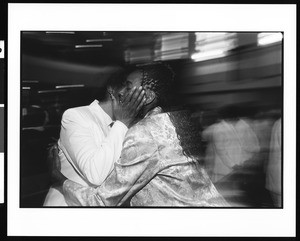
[63,107,229,207]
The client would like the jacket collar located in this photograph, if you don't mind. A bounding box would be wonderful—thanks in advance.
[144,106,163,118]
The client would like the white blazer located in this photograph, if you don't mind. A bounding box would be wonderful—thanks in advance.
[43,100,128,206]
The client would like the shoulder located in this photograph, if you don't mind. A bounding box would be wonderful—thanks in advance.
[272,119,281,135]
[125,118,153,142]
[137,113,170,130]
[63,105,91,117]
[130,113,175,143]
[213,121,226,132]
[124,113,166,139]
[61,105,91,124]
[274,119,281,128]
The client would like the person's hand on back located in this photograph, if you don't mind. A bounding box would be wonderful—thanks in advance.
[47,143,67,190]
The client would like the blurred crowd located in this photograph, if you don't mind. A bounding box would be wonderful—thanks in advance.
[200,104,282,207]
[21,103,65,206]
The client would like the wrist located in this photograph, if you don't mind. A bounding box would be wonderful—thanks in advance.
[51,169,67,187]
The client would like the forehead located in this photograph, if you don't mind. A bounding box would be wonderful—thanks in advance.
[126,70,143,86]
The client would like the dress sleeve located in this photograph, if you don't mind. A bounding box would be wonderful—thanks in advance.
[60,109,128,186]
[62,179,104,206]
[63,123,161,206]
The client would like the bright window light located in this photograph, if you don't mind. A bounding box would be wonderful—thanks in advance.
[258,33,283,46]
[191,49,226,62]
[192,32,237,62]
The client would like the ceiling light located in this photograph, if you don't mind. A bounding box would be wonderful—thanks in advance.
[55,84,85,89]
[75,44,103,48]
[38,90,67,94]
[258,33,283,46]
[46,31,75,34]
[86,39,113,43]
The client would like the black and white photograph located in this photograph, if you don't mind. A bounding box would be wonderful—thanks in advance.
[20,31,283,208]
[7,3,296,237]
[1,40,5,204]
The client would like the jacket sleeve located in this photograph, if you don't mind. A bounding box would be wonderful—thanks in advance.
[59,108,128,186]
[63,123,160,206]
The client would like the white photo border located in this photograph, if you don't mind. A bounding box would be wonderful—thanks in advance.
[8,3,296,237]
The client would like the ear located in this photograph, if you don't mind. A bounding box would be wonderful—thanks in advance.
[144,89,156,105]
[107,86,114,95]
[107,86,114,99]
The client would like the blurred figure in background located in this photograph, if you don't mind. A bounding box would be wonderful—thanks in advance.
[265,118,282,207]
[22,105,51,175]
[206,105,242,183]
[253,109,275,161]
[202,104,262,206]
[22,105,50,131]
[21,105,51,206]
[234,105,260,166]
[251,108,277,206]
[234,105,262,206]
[22,105,51,174]
[201,110,220,179]
[43,69,145,206]
[197,105,244,205]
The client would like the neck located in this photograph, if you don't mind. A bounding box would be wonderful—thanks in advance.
[98,99,114,120]
[140,102,160,118]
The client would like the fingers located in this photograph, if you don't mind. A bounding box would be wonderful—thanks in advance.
[122,87,137,104]
[132,88,145,109]
[136,96,146,113]
[128,87,144,105]
[114,85,145,126]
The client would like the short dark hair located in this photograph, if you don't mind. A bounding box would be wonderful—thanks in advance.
[93,68,126,102]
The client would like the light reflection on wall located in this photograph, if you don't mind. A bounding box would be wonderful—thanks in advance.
[191,32,237,62]
[124,32,190,64]
[124,32,240,63]
[154,33,189,61]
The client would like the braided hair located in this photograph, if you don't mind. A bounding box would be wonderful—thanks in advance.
[133,62,203,162]
[136,62,175,110]
[168,109,204,162]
